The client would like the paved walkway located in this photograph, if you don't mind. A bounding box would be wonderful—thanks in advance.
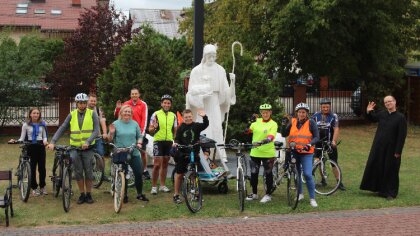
[2,206,420,235]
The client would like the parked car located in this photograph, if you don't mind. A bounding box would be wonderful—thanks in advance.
[350,87,362,116]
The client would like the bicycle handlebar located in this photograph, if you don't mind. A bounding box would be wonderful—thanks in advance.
[107,143,138,153]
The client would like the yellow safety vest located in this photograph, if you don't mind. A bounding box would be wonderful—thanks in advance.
[69,109,95,147]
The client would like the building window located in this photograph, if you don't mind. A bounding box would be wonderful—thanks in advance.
[51,9,62,15]
[34,9,46,14]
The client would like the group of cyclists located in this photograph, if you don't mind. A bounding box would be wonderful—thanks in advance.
[9,87,345,209]
[244,98,345,208]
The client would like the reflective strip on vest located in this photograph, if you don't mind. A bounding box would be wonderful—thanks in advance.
[289,118,314,154]
[154,109,175,141]
[69,109,95,147]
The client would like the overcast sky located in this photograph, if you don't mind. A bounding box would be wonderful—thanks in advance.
[111,0,193,11]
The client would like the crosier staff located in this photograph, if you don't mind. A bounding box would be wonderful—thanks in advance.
[223,41,243,143]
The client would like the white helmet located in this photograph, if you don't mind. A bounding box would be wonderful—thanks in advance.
[75,93,88,102]
[295,102,310,112]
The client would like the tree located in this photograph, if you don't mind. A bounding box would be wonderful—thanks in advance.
[48,3,133,97]
[0,34,64,126]
[98,26,192,121]
[180,0,420,99]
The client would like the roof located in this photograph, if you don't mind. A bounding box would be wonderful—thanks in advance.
[0,0,97,31]
[129,8,183,39]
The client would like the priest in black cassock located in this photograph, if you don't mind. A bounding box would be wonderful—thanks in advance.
[360,95,407,200]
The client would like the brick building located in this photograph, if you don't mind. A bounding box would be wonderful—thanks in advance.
[0,0,98,41]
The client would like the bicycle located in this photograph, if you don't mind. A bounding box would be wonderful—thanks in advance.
[92,137,105,189]
[177,143,202,213]
[51,145,78,212]
[109,143,137,213]
[312,140,342,195]
[8,141,32,202]
[217,139,255,212]
[273,141,300,210]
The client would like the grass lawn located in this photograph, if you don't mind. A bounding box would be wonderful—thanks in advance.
[0,124,419,227]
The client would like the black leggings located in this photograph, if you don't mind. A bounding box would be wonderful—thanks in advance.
[249,156,275,195]
[28,143,46,190]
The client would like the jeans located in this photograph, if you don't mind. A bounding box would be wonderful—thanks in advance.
[95,138,105,157]
[296,153,315,199]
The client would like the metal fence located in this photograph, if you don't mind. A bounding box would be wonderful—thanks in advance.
[0,98,60,126]
[278,90,362,120]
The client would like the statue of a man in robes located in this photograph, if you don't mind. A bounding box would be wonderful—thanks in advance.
[186,44,236,161]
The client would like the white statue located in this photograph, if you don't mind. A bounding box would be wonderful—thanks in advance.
[186,44,236,161]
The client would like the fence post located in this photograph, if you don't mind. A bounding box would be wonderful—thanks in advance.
[293,84,307,108]
[58,96,70,124]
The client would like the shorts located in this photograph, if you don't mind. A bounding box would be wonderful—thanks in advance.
[153,141,173,157]
[174,151,199,174]
[70,149,94,181]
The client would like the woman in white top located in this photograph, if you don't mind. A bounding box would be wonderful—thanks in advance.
[9,108,48,196]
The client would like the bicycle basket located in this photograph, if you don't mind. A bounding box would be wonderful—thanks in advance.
[200,135,216,148]
[112,150,132,163]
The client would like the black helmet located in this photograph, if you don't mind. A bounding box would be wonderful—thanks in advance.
[320,98,331,105]
[161,94,173,102]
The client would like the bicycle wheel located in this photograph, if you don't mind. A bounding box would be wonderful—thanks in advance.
[126,165,135,188]
[52,160,62,198]
[272,159,286,189]
[19,162,31,202]
[313,159,341,195]
[287,167,299,210]
[92,153,105,188]
[237,167,245,212]
[114,171,125,213]
[182,171,202,213]
[62,167,72,212]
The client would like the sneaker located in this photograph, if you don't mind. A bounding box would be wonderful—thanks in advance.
[310,199,318,207]
[137,194,149,202]
[260,194,272,203]
[245,193,258,201]
[173,195,182,204]
[77,193,86,204]
[143,170,151,180]
[32,189,41,196]
[123,195,128,203]
[151,186,158,195]
[159,186,170,193]
[298,194,304,201]
[40,187,48,195]
[85,193,94,204]
[338,182,346,191]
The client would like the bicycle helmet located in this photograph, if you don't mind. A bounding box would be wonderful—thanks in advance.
[259,103,272,110]
[74,93,88,102]
[295,102,310,112]
[320,98,331,105]
[161,94,173,102]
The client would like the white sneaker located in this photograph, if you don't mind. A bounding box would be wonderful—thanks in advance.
[159,186,170,193]
[32,189,41,196]
[245,193,258,201]
[40,187,48,195]
[151,186,158,195]
[260,194,272,203]
[310,199,318,207]
[298,194,304,201]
